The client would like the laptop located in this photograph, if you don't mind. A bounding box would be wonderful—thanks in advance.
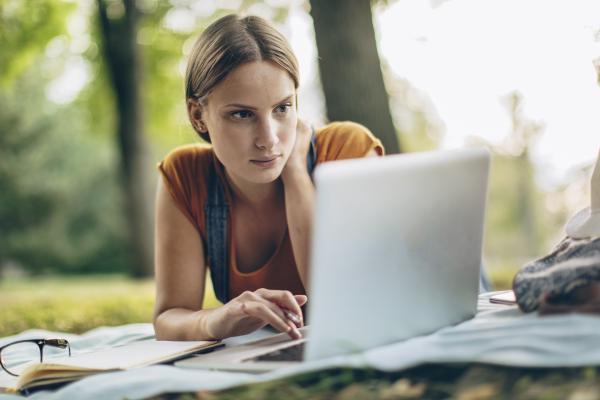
[175,148,490,372]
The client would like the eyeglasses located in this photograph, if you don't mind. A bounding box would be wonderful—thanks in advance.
[0,339,71,377]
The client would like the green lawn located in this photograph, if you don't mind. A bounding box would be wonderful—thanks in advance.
[184,364,600,400]
[488,265,519,291]
[0,275,220,337]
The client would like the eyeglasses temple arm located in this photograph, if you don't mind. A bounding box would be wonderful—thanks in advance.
[44,339,71,356]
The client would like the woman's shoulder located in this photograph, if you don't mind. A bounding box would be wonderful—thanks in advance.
[315,121,384,162]
[158,143,214,200]
[157,143,213,235]
[161,143,213,168]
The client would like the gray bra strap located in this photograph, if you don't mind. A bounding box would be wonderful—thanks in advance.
[205,163,230,304]
[307,127,317,176]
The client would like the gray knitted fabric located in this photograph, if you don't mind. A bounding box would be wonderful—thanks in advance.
[513,236,600,312]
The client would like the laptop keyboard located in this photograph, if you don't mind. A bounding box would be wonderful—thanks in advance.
[243,342,305,362]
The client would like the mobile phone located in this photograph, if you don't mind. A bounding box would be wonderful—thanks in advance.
[489,290,516,305]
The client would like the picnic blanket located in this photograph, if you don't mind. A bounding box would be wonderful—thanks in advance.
[2,291,600,400]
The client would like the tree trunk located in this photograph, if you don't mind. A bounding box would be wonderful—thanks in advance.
[309,0,400,154]
[97,0,153,278]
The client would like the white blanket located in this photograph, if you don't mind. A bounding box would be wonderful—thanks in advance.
[1,292,600,400]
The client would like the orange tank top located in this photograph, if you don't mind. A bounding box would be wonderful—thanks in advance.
[158,121,384,302]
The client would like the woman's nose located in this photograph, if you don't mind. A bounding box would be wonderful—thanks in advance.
[255,118,280,150]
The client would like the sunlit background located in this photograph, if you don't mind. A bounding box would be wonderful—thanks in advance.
[1,0,599,334]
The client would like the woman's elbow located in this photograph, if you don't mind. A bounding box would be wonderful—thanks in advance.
[153,310,170,340]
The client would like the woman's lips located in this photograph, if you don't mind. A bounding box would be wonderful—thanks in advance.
[250,156,280,168]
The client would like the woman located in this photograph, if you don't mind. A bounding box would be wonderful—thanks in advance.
[153,14,384,341]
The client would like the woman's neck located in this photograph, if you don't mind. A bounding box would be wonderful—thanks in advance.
[225,171,284,209]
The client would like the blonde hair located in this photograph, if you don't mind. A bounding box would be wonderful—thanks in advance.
[185,14,300,142]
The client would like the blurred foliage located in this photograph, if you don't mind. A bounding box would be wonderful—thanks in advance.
[0,66,131,275]
[476,92,574,287]
[385,68,444,153]
[0,0,74,86]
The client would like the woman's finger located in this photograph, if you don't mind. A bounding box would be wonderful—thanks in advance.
[241,301,302,339]
[256,289,304,327]
[282,309,302,327]
[236,291,289,322]
[294,294,308,306]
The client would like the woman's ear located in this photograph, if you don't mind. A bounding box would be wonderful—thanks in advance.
[187,98,208,134]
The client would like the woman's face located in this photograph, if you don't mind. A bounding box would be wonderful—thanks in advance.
[198,60,297,190]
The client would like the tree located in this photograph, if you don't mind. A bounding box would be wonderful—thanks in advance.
[504,92,544,255]
[309,0,400,153]
[97,0,153,278]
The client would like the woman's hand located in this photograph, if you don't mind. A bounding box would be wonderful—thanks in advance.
[207,289,308,340]
[281,118,313,182]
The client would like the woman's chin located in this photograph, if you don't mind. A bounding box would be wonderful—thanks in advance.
[254,170,283,184]
[242,167,283,185]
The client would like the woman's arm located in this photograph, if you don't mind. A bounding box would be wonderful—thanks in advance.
[153,177,306,340]
[153,176,216,340]
[281,121,315,289]
[281,121,380,290]
[281,165,314,289]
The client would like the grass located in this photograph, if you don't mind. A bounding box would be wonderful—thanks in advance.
[0,274,221,337]
[488,265,519,290]
[147,364,600,400]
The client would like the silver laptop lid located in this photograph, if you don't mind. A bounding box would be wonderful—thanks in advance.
[305,148,490,361]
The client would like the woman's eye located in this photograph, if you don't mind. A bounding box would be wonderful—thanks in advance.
[230,110,253,119]
[275,104,292,114]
